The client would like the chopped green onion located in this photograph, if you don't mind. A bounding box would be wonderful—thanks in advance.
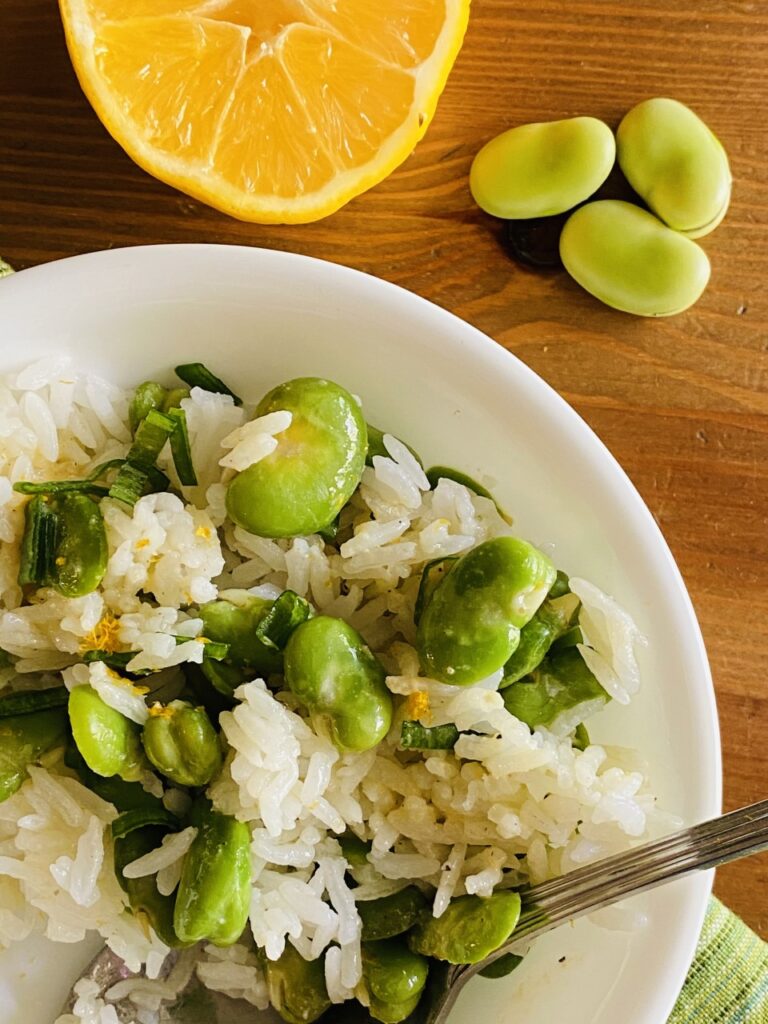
[166,407,197,486]
[108,463,151,507]
[126,409,176,469]
[14,480,109,496]
[338,832,371,866]
[174,363,242,406]
[548,570,571,598]
[479,953,524,979]
[82,649,139,671]
[317,516,340,543]
[0,686,69,717]
[400,721,460,750]
[425,465,496,501]
[572,723,590,751]
[551,625,583,651]
[65,744,168,814]
[171,636,229,661]
[14,459,127,498]
[414,556,458,626]
[201,640,228,662]
[254,590,312,651]
[18,495,58,587]
[111,806,180,839]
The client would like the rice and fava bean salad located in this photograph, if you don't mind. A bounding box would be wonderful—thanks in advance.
[0,359,668,1024]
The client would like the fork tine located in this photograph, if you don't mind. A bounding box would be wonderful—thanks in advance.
[530,799,768,901]
[513,801,768,941]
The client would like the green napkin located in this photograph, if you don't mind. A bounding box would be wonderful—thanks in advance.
[670,897,768,1022]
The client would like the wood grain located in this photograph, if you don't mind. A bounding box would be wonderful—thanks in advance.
[1,0,766,935]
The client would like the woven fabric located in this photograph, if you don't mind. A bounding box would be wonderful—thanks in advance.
[670,897,768,1023]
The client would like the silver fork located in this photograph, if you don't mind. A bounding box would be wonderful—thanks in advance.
[63,800,768,1024]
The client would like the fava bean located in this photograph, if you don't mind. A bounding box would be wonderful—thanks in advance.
[68,685,146,781]
[501,594,578,685]
[129,381,167,433]
[284,616,392,753]
[226,377,367,538]
[263,942,331,1024]
[114,826,186,948]
[0,708,68,802]
[366,425,421,467]
[18,493,108,598]
[417,537,555,686]
[362,939,429,1024]
[560,200,711,316]
[470,117,615,220]
[141,700,221,787]
[502,646,607,729]
[617,97,731,238]
[409,892,521,964]
[174,799,251,946]
[358,885,429,942]
[199,596,283,677]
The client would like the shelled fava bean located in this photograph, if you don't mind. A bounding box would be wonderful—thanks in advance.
[469,98,731,316]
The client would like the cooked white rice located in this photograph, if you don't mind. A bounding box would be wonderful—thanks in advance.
[0,357,666,1024]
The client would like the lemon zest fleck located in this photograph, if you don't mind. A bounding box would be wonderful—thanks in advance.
[134,537,151,550]
[148,702,174,718]
[79,613,122,654]
[195,525,211,540]
[405,690,431,724]
[55,556,66,566]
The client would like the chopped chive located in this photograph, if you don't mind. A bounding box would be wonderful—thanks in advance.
[82,649,138,671]
[13,459,126,498]
[166,407,197,486]
[338,832,371,867]
[14,480,110,496]
[254,590,312,651]
[170,636,229,661]
[18,495,59,587]
[174,363,242,406]
[201,641,228,662]
[126,409,176,469]
[572,723,591,751]
[400,721,460,750]
[111,806,180,839]
[0,686,69,717]
[108,463,151,507]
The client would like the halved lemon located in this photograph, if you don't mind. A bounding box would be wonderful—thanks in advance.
[59,0,470,222]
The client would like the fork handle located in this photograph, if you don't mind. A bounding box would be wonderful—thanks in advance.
[416,801,768,1024]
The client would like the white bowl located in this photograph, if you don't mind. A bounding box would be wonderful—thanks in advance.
[0,244,721,1024]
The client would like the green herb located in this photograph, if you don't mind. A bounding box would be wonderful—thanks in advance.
[127,409,176,469]
[254,590,312,651]
[108,463,152,507]
[174,363,242,406]
[166,407,197,486]
[112,806,180,839]
[338,832,371,867]
[478,952,524,979]
[0,686,69,717]
[400,721,459,750]
[18,495,58,587]
[572,723,591,751]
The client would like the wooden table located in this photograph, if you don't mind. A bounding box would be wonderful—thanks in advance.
[1,0,766,936]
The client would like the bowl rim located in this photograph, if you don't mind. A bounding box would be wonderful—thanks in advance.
[0,242,723,1020]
